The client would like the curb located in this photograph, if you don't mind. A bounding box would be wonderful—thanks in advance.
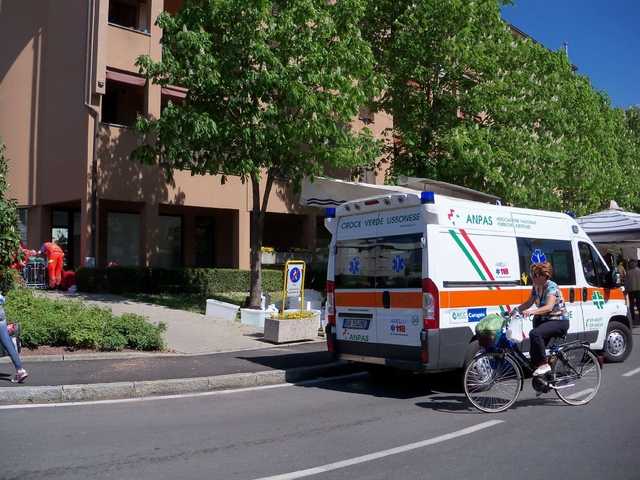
[0,351,181,363]
[0,361,363,405]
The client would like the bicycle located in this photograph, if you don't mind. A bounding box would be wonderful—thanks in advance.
[464,311,602,413]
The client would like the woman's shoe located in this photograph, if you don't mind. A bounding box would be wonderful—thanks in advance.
[533,365,551,377]
[11,369,28,383]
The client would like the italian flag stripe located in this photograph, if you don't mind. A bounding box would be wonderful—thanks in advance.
[449,229,509,312]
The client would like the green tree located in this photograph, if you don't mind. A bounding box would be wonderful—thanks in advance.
[364,0,639,217]
[361,0,516,181]
[0,137,22,291]
[133,0,382,307]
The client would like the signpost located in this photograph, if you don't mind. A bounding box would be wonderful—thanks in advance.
[282,260,306,317]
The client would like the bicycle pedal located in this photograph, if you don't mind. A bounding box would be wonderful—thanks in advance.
[550,383,575,390]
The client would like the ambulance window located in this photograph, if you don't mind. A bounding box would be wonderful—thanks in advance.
[334,238,376,289]
[517,238,576,286]
[578,242,608,287]
[375,233,423,289]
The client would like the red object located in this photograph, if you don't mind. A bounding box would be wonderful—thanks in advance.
[61,271,76,291]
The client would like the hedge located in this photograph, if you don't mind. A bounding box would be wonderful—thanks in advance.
[75,267,286,295]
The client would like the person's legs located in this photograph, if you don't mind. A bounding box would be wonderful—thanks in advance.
[529,320,569,368]
[631,291,640,320]
[47,258,56,289]
[0,320,23,371]
[52,252,63,288]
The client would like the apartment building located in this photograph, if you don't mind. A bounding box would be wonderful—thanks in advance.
[0,0,390,270]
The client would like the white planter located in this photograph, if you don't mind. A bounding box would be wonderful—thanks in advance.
[261,252,276,264]
[264,310,320,343]
[205,299,240,321]
[240,306,278,327]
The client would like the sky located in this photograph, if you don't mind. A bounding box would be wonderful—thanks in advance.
[501,0,640,109]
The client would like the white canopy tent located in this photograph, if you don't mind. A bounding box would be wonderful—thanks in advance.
[299,176,499,208]
[575,201,640,260]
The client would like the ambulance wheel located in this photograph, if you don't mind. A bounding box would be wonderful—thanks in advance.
[458,340,481,386]
[463,340,481,369]
[602,321,632,363]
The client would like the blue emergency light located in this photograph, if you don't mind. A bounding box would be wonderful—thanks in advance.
[420,191,435,204]
[326,207,336,218]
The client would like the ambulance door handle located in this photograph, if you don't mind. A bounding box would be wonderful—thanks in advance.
[582,287,588,302]
[382,291,391,309]
[569,288,575,303]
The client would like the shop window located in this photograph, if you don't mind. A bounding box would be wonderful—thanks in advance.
[158,215,182,268]
[107,212,140,266]
[195,216,215,268]
[108,0,149,32]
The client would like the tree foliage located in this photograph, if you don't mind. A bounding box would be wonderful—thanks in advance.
[0,137,22,289]
[133,0,383,307]
[363,0,640,216]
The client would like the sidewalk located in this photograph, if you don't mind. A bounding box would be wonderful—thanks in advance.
[0,292,357,405]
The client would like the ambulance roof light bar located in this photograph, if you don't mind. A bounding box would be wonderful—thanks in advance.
[420,191,435,204]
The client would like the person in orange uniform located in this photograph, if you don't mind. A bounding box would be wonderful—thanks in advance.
[39,242,65,289]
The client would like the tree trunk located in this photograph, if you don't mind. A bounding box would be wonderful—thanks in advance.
[247,171,275,309]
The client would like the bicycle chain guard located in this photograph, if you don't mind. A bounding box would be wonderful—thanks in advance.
[532,376,551,394]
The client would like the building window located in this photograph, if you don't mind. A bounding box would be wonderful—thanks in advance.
[358,106,375,124]
[195,216,215,268]
[107,212,140,266]
[102,76,145,127]
[50,210,81,270]
[17,209,27,246]
[158,215,182,268]
[108,0,149,32]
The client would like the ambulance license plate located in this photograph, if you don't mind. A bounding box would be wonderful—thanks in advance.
[342,319,370,330]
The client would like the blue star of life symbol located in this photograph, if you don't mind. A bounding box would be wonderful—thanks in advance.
[531,249,547,264]
[392,255,405,273]
[495,268,501,275]
[349,257,360,274]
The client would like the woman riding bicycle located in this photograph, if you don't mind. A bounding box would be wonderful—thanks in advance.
[513,261,570,377]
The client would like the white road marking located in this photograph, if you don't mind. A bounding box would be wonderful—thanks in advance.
[252,420,505,480]
[622,366,640,377]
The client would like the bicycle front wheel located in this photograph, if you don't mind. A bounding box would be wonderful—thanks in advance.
[464,351,523,413]
[552,347,601,406]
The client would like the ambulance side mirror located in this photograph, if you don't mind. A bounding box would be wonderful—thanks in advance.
[605,267,621,289]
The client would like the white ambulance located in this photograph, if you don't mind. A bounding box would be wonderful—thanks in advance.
[323,190,632,375]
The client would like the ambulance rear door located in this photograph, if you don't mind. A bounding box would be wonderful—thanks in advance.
[333,206,424,362]
[373,209,424,362]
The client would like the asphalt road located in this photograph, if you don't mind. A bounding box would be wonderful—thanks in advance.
[2,340,639,480]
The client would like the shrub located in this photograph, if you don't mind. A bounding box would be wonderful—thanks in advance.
[75,267,284,295]
[4,288,166,351]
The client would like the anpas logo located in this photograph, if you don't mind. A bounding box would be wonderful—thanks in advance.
[466,214,493,226]
[447,209,460,226]
[467,308,487,322]
[347,334,370,342]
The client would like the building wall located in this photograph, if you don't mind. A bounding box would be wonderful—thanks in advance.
[0,0,393,271]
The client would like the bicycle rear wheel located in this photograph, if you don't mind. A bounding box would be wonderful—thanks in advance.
[464,351,523,413]
[552,347,601,406]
